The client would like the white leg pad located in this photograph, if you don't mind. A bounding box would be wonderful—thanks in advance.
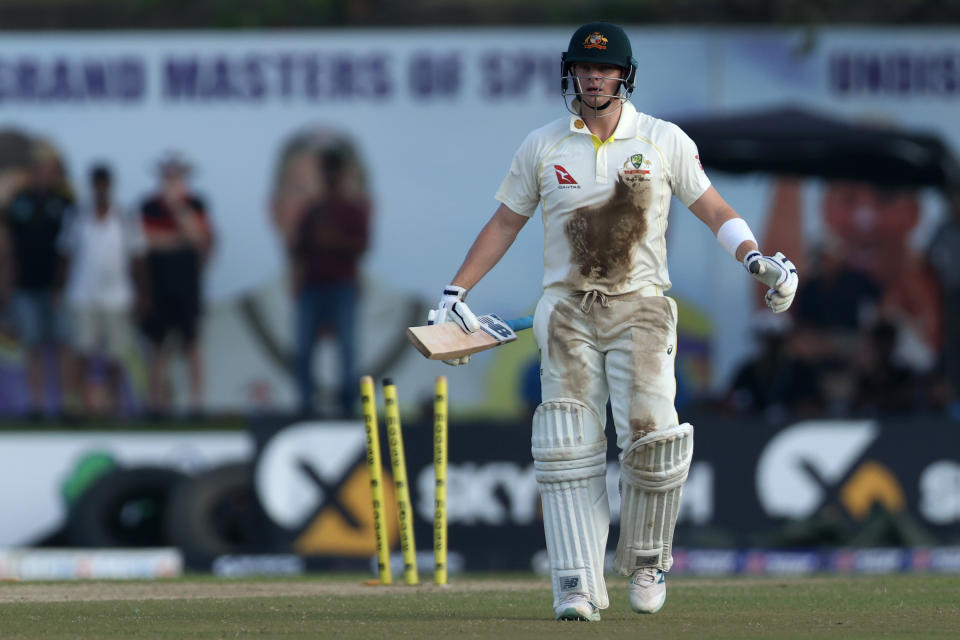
[614,423,693,575]
[533,399,610,610]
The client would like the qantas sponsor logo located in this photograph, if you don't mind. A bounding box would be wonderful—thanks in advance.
[553,164,581,188]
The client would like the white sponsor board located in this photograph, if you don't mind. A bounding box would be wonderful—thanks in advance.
[0,548,183,580]
[0,432,252,546]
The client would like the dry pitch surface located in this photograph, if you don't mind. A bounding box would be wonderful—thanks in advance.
[1,574,959,639]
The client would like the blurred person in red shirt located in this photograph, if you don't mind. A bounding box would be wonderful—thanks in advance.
[138,152,214,417]
[290,146,371,417]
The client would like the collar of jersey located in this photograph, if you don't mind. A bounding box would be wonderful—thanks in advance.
[568,100,640,143]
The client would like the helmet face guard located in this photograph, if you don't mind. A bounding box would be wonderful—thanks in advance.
[561,22,638,117]
[562,69,633,118]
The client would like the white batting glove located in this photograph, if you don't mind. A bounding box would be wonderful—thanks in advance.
[429,285,481,366]
[743,251,799,314]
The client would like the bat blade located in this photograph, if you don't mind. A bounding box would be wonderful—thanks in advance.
[406,314,519,360]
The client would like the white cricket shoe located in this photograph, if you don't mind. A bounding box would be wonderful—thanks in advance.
[629,568,666,614]
[554,594,601,622]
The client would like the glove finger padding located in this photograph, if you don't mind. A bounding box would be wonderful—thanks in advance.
[765,289,792,313]
[429,285,481,333]
[427,288,476,365]
[764,252,798,314]
[744,251,798,314]
[449,300,481,333]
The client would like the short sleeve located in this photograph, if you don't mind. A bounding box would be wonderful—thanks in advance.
[494,133,541,217]
[666,123,711,207]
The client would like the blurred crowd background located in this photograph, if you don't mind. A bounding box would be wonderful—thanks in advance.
[0,1,959,425]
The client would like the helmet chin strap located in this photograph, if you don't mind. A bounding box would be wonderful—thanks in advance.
[563,74,626,119]
[570,95,623,119]
[582,98,614,115]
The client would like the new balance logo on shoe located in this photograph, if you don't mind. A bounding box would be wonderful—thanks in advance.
[559,576,581,591]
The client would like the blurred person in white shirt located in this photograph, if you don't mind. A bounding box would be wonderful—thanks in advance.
[59,164,147,417]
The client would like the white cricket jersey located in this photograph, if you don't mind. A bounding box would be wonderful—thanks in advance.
[496,100,711,295]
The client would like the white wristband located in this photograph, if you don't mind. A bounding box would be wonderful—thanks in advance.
[716,218,757,259]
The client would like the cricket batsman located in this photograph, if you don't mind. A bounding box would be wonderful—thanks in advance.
[428,22,798,621]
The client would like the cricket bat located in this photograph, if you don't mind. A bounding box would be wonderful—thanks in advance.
[406,314,533,360]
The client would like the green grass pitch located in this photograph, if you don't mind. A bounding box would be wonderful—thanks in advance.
[1,573,959,639]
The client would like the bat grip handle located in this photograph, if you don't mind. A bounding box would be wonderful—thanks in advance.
[507,315,534,333]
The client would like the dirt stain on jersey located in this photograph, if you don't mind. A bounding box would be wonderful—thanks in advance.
[564,176,652,289]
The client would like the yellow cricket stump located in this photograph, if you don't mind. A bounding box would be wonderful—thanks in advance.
[382,378,419,585]
[360,375,392,586]
[433,375,448,586]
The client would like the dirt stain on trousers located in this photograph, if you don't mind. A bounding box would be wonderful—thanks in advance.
[542,291,678,449]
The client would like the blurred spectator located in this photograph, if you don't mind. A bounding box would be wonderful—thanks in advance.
[765,178,941,369]
[762,178,943,417]
[795,237,882,334]
[790,237,882,413]
[0,209,11,331]
[59,164,147,417]
[0,131,34,364]
[270,133,326,257]
[852,320,919,416]
[1,141,75,418]
[725,313,823,421]
[926,187,960,417]
[138,152,214,416]
[0,130,33,211]
[289,146,371,417]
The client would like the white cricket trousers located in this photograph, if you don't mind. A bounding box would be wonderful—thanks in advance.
[533,285,680,450]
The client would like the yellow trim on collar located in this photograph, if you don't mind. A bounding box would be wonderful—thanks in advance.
[591,134,614,152]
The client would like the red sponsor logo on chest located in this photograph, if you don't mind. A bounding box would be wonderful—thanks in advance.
[554,165,578,185]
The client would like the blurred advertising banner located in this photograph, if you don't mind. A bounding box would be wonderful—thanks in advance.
[1,29,958,413]
[248,415,960,570]
[0,548,183,580]
[7,415,955,571]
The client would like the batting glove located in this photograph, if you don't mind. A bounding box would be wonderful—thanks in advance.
[429,285,481,366]
[743,251,799,314]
